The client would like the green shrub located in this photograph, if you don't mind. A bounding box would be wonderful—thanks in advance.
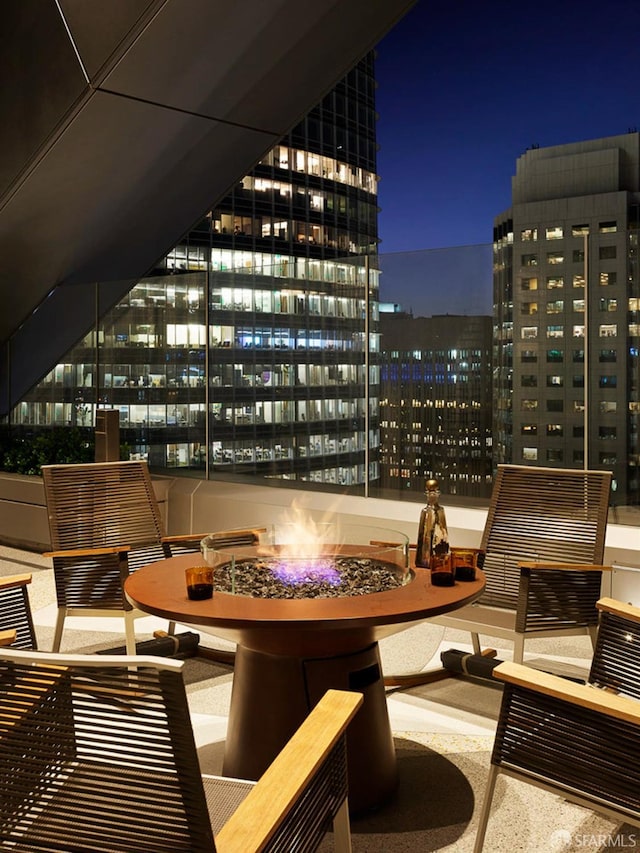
[0,427,95,475]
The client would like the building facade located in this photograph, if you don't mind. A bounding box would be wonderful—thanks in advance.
[494,132,640,506]
[378,311,493,499]
[13,57,382,490]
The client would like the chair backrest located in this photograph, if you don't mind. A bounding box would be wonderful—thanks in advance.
[589,598,640,700]
[0,648,216,852]
[0,575,37,650]
[489,661,640,836]
[42,460,169,571]
[480,465,611,608]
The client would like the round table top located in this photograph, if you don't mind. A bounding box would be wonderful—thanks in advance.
[125,553,485,656]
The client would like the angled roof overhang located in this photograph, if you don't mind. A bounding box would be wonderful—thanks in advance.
[0,0,415,414]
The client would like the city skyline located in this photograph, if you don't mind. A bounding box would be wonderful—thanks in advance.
[375,0,640,255]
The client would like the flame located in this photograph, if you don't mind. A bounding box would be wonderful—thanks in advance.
[258,501,343,586]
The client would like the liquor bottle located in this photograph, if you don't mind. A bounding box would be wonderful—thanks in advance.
[415,478,454,585]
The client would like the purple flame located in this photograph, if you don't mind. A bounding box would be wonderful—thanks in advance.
[269,557,341,587]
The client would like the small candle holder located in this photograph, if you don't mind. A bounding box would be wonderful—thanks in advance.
[185,565,214,600]
[430,552,455,586]
[451,547,482,582]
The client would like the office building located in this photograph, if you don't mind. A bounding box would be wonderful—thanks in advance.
[493,132,640,506]
[378,312,493,498]
[12,57,382,489]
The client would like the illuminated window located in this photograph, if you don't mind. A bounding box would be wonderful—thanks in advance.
[547,252,564,264]
[521,424,537,435]
[522,254,538,267]
[546,349,563,362]
[547,276,564,289]
[522,326,538,339]
[573,299,585,312]
[599,298,617,312]
[522,302,538,315]
[599,271,616,286]
[547,300,563,314]
[546,226,563,240]
[521,228,538,241]
[547,325,563,338]
[599,324,617,337]
[599,221,617,233]
[547,375,563,387]
[573,274,585,288]
[522,447,538,461]
[572,224,589,236]
[547,424,563,436]
[522,277,538,290]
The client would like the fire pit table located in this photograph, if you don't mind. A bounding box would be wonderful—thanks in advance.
[124,526,485,814]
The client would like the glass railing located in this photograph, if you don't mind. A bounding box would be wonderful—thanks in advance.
[5,239,640,523]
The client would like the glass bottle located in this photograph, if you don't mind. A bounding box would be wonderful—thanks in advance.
[415,478,454,585]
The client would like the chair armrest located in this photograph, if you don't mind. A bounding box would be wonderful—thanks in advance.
[164,528,267,547]
[0,573,32,591]
[519,561,612,572]
[493,661,640,725]
[43,545,131,559]
[215,689,363,853]
[161,533,208,545]
[0,629,17,647]
[597,596,640,625]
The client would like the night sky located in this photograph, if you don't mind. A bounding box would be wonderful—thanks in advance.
[374,0,640,266]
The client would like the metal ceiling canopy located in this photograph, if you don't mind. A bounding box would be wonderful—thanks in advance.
[0,0,415,413]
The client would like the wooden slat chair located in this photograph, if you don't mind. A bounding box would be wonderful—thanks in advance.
[0,647,362,853]
[434,464,611,664]
[473,598,640,851]
[0,574,37,650]
[588,597,640,698]
[41,461,262,655]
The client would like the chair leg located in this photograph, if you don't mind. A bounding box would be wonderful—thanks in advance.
[52,607,66,652]
[167,621,177,635]
[332,799,352,853]
[124,612,137,656]
[471,632,481,654]
[473,764,500,853]
[513,634,525,664]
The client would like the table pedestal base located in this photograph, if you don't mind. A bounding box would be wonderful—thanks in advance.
[222,641,397,814]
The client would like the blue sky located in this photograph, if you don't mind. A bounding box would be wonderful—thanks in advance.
[374,0,640,257]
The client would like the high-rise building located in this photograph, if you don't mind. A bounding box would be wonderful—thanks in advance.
[12,57,381,490]
[378,311,493,498]
[494,132,640,506]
